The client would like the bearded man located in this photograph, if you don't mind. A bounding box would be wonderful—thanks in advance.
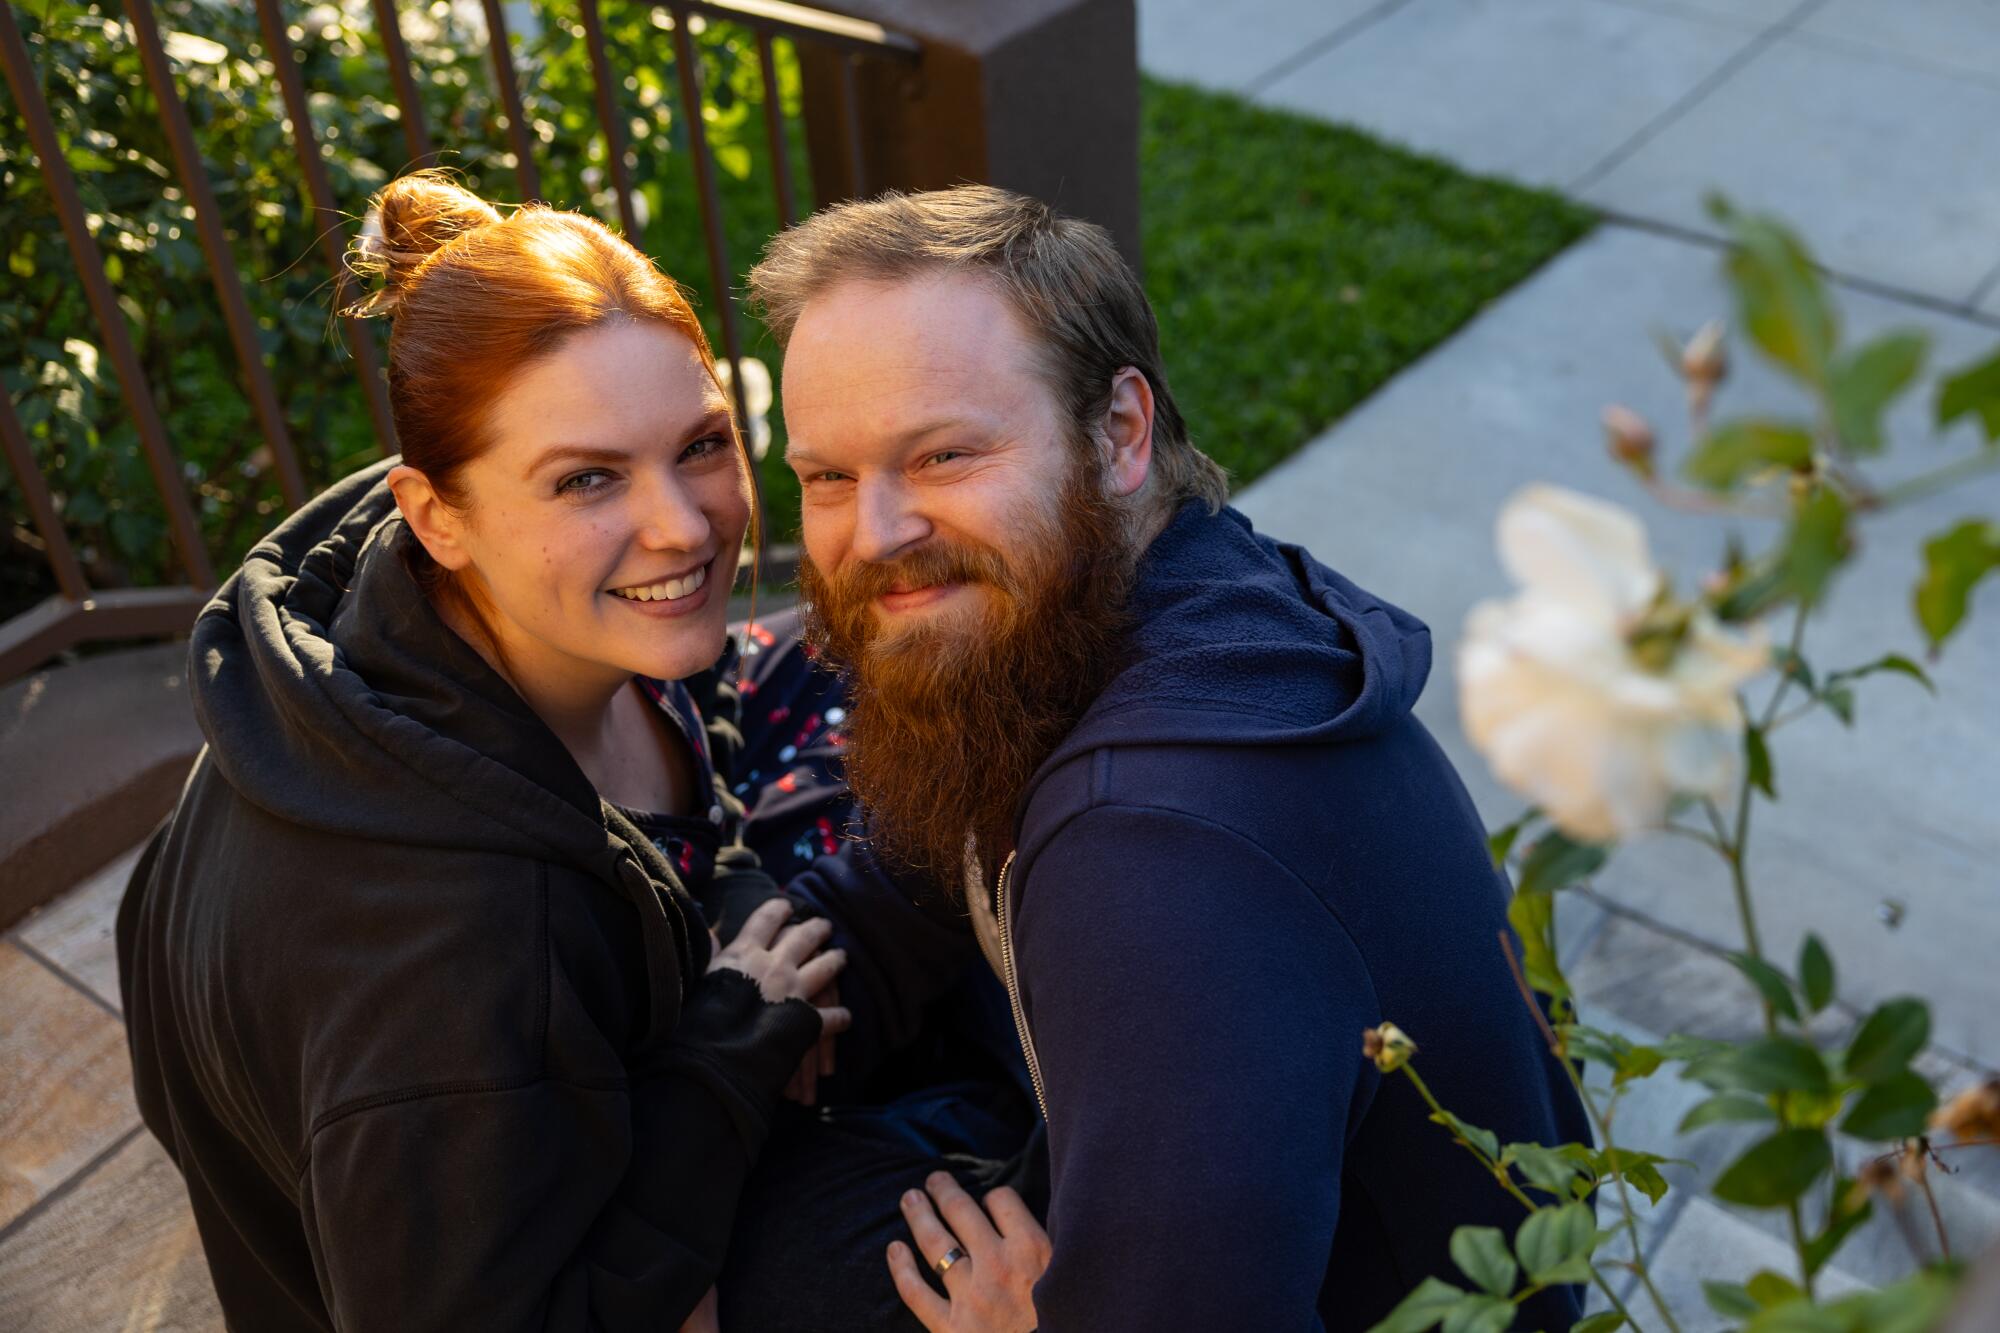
[734,186,1592,1332]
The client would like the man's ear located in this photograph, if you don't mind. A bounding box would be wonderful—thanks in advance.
[1101,367,1155,499]
[386,464,472,572]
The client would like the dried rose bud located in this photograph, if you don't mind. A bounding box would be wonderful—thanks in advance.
[1363,1022,1418,1072]
[1602,405,1657,477]
[1682,320,1728,387]
[1847,1155,1905,1210]
[1930,1077,2000,1143]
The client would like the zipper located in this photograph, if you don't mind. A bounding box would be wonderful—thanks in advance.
[993,850,1049,1121]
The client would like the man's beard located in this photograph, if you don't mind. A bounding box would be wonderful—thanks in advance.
[798,458,1142,886]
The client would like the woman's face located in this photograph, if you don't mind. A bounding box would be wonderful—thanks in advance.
[432,320,750,688]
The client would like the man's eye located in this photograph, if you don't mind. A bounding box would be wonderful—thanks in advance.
[924,450,964,467]
[556,469,613,497]
[807,470,851,484]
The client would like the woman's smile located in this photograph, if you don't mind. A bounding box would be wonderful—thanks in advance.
[606,557,714,617]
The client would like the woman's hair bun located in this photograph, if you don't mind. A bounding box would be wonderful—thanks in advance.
[347,172,504,317]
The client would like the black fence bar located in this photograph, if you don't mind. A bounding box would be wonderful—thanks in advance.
[0,587,213,683]
[0,4,214,588]
[667,7,765,551]
[480,0,542,201]
[672,0,918,59]
[578,0,640,239]
[755,30,796,227]
[835,52,867,198]
[251,0,398,457]
[370,0,434,169]
[0,392,87,602]
[124,0,308,511]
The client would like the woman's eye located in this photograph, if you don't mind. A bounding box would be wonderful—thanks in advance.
[556,469,614,497]
[681,433,729,463]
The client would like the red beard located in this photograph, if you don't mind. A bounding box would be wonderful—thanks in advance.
[798,460,1141,883]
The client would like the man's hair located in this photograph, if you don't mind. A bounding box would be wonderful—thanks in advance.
[747,185,1229,514]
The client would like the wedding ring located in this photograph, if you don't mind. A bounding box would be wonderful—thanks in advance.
[933,1245,968,1277]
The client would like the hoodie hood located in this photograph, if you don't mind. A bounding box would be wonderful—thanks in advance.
[189,459,631,880]
[1037,501,1433,776]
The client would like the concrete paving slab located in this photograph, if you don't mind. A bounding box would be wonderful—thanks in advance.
[1640,1195,1868,1319]
[0,1130,222,1330]
[1255,0,1760,188]
[1137,0,1386,93]
[15,843,145,1014]
[1582,33,2000,306]
[1794,0,2000,88]
[1232,224,2000,1069]
[0,942,139,1229]
[1596,0,1800,29]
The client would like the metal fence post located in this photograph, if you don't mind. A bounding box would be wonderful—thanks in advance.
[795,0,1141,266]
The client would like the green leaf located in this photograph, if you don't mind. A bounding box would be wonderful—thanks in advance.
[1679,1093,1778,1133]
[1744,724,1777,799]
[1689,1037,1832,1096]
[1746,1270,1806,1308]
[1783,487,1851,608]
[1686,418,1816,489]
[1572,1315,1625,1333]
[1821,685,1855,727]
[1726,952,1800,1022]
[1803,1188,1871,1277]
[1449,1225,1518,1298]
[1502,1141,1586,1197]
[1840,1070,1937,1141]
[1703,1280,1761,1319]
[1367,1277,1466,1333]
[1914,519,2000,651]
[1441,1294,1516,1333]
[1516,831,1608,895]
[1844,998,1930,1083]
[1711,195,1838,386]
[1798,935,1835,1014]
[1612,1043,1664,1087]
[1742,1301,1844,1333]
[1937,343,2000,441]
[1431,1110,1500,1164]
[1824,652,1935,695]
[1713,1129,1833,1207]
[1487,808,1542,869]
[1507,889,1568,1001]
[1514,1202,1597,1285]
[1827,330,1929,454]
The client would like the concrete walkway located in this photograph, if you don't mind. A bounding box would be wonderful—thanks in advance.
[1143,0,2000,1310]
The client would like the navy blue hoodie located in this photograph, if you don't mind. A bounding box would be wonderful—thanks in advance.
[1005,501,1592,1331]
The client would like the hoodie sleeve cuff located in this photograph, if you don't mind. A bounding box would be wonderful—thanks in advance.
[645,967,820,1151]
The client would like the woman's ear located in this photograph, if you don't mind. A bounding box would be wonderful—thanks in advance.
[1101,367,1155,499]
[386,464,472,571]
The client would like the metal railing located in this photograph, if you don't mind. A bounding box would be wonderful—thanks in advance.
[0,0,920,681]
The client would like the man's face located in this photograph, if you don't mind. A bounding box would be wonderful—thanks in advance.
[778,271,1143,877]
[780,271,1073,650]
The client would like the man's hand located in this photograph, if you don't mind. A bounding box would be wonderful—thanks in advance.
[887,1173,1048,1333]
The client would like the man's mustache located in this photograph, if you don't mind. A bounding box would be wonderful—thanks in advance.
[814,541,1015,608]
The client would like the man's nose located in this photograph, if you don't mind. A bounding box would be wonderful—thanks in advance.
[849,477,930,565]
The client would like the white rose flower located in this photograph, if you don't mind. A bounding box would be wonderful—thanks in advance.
[716,356,775,461]
[1458,484,1769,843]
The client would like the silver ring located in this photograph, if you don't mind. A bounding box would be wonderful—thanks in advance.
[933,1246,968,1278]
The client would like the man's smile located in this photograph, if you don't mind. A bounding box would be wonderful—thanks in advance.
[876,581,965,614]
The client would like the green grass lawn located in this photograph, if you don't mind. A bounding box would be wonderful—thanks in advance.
[1138,76,1594,493]
[751,76,1594,542]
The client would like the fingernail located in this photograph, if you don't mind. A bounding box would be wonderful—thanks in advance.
[903,1190,921,1207]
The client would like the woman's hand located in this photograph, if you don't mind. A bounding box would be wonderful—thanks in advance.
[887,1173,1048,1333]
[708,897,850,1030]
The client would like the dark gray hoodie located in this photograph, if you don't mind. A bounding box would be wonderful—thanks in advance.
[117,459,819,1330]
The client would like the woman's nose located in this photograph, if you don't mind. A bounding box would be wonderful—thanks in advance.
[634,475,711,552]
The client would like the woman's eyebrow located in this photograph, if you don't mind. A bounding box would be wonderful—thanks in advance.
[522,444,628,480]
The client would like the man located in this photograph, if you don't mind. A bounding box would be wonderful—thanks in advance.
[741,186,1592,1331]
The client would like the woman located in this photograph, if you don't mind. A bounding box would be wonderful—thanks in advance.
[117,173,847,1330]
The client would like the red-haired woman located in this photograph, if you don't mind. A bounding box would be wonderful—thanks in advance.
[116,174,852,1330]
